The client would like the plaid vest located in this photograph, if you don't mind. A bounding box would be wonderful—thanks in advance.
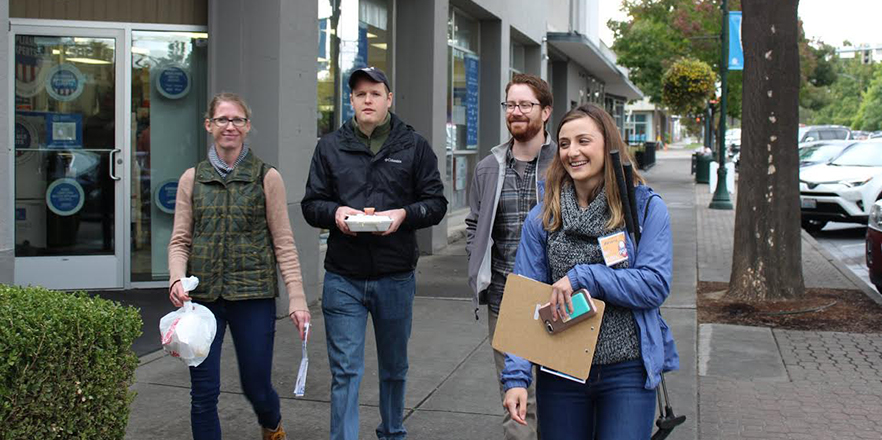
[187,153,278,301]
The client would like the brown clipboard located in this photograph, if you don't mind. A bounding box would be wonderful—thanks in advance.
[491,273,605,381]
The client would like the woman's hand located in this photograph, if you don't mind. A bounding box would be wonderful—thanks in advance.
[168,280,191,307]
[550,275,574,321]
[503,387,528,425]
[289,310,311,341]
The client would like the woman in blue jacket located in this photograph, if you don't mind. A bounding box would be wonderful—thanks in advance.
[501,103,678,440]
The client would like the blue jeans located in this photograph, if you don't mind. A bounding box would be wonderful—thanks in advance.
[322,270,415,440]
[536,360,655,440]
[189,298,281,440]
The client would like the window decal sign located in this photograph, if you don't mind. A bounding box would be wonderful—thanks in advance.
[46,178,85,216]
[154,180,179,214]
[15,35,48,98]
[156,64,191,99]
[45,63,86,102]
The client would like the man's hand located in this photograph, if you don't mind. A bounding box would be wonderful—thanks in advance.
[373,208,406,236]
[289,310,311,341]
[550,275,574,321]
[168,280,192,307]
[503,387,528,425]
[335,206,364,236]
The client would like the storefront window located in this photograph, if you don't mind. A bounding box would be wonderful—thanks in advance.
[318,0,392,138]
[510,41,525,78]
[446,9,480,211]
[606,97,625,137]
[624,112,647,145]
[130,31,208,282]
[633,114,648,143]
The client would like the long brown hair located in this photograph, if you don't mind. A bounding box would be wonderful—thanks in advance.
[541,103,645,232]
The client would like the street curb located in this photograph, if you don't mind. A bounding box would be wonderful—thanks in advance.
[801,229,882,306]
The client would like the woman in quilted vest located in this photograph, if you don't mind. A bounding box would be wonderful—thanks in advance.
[500,103,678,440]
[167,92,310,440]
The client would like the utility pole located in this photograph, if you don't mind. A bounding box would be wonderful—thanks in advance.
[710,0,734,210]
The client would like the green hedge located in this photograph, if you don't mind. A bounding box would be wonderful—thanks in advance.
[0,285,142,439]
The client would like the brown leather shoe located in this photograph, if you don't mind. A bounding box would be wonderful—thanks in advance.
[261,421,288,440]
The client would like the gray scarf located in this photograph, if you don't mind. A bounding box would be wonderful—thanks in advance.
[208,144,249,178]
[546,184,641,365]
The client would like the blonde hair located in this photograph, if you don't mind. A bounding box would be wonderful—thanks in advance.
[205,92,252,120]
[541,103,645,232]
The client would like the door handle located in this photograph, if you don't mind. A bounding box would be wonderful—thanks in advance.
[109,148,121,181]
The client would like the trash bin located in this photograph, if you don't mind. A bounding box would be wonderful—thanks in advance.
[694,153,712,184]
[642,142,657,170]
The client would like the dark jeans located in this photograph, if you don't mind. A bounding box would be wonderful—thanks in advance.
[536,359,655,440]
[322,270,415,440]
[189,298,281,440]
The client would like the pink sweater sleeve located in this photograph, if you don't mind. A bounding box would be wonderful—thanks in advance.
[167,168,195,288]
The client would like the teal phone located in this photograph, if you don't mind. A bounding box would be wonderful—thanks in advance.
[538,289,597,334]
[562,291,592,322]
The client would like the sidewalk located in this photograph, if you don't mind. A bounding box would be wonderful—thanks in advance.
[688,147,882,440]
[123,147,882,439]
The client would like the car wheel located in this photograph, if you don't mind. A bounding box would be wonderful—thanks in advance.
[801,219,827,233]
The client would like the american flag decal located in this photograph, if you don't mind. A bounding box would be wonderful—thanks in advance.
[15,35,44,98]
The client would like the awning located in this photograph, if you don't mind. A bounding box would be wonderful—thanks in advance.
[547,32,643,101]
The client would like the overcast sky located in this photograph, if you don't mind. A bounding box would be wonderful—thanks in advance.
[599,0,882,48]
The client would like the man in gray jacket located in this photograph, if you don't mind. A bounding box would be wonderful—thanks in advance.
[465,74,554,439]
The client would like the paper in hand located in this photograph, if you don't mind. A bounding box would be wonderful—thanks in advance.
[294,322,310,397]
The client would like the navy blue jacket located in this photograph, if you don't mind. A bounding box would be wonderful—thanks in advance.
[302,113,447,279]
[501,185,679,390]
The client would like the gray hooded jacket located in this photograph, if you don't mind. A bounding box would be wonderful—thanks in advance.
[465,137,556,318]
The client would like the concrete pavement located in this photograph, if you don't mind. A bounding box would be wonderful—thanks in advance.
[690,146,882,440]
[123,146,882,439]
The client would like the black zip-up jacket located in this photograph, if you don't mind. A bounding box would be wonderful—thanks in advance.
[302,112,448,279]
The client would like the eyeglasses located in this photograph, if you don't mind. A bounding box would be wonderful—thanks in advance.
[501,101,542,113]
[210,117,248,128]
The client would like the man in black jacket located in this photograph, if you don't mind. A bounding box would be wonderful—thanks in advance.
[302,67,447,440]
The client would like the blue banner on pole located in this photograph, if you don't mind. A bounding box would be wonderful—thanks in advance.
[729,12,743,70]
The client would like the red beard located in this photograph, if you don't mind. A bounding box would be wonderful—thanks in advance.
[507,115,543,142]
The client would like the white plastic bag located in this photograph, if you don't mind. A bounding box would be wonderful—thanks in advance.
[159,276,217,367]
[293,323,310,397]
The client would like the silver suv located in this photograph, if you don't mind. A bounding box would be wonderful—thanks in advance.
[798,125,851,144]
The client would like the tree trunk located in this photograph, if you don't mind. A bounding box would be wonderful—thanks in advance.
[728,0,805,300]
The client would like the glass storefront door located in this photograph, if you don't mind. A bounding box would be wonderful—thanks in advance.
[13,26,126,289]
[12,23,208,290]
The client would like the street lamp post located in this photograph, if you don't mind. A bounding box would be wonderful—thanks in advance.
[710,0,734,210]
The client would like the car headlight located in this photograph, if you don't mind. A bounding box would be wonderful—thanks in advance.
[840,177,872,188]
[871,203,882,229]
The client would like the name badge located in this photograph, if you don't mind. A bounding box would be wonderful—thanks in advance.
[598,231,628,267]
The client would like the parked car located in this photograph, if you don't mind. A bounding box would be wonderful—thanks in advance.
[798,140,854,167]
[798,125,851,144]
[726,128,741,157]
[867,200,882,293]
[799,140,882,232]
[851,130,870,140]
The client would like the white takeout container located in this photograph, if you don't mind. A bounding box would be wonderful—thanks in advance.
[345,214,393,232]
